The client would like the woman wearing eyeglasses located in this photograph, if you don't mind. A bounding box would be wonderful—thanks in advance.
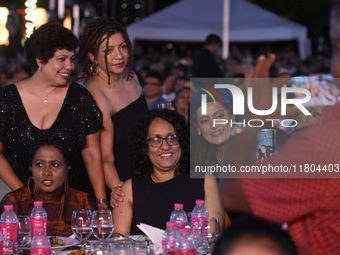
[112,109,224,235]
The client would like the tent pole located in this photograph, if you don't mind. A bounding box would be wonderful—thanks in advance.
[222,0,230,59]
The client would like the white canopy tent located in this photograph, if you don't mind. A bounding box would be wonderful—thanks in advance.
[127,0,308,59]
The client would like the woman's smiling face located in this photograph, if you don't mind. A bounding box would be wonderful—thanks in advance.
[147,118,182,173]
[196,102,232,145]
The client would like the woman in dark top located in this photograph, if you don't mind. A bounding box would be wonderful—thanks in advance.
[0,138,97,237]
[112,109,224,235]
[0,22,108,209]
[80,18,149,205]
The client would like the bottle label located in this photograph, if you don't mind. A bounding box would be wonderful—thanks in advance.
[31,247,51,255]
[175,249,195,255]
[191,216,209,239]
[162,240,167,255]
[30,217,47,237]
[162,239,176,255]
[0,222,18,253]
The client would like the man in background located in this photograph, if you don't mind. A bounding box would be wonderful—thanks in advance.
[192,34,224,78]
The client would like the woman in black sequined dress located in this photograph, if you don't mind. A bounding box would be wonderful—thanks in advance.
[0,22,108,209]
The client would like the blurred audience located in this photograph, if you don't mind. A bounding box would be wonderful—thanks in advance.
[192,34,224,78]
[143,70,169,110]
[174,87,190,119]
[161,73,176,102]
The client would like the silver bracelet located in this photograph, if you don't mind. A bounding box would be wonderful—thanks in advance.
[96,198,108,204]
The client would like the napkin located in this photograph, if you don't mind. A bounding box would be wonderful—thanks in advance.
[137,223,164,255]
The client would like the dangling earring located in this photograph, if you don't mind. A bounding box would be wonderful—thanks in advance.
[28,177,36,194]
[38,66,42,71]
[198,131,201,136]
[90,62,101,75]
[64,178,69,195]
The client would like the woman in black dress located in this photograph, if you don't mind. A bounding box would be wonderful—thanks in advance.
[80,18,149,207]
[0,22,108,209]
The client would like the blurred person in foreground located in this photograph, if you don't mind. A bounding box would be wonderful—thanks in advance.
[0,138,96,237]
[0,22,108,209]
[112,109,224,235]
[213,216,298,255]
[218,3,340,255]
[80,17,149,206]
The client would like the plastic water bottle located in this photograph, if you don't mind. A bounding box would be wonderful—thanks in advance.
[169,203,188,227]
[0,205,18,254]
[31,231,51,255]
[30,201,47,238]
[0,230,4,254]
[174,227,195,255]
[191,200,209,242]
[162,222,178,255]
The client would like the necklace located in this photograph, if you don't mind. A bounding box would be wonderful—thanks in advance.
[31,77,57,105]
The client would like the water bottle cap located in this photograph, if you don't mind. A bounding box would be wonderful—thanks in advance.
[174,203,184,209]
[166,222,177,228]
[196,200,205,205]
[3,205,13,210]
[34,201,43,207]
[178,227,190,234]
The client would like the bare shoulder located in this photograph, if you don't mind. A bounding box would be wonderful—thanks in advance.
[123,68,142,90]
[122,179,133,203]
[122,179,133,193]
[15,78,31,92]
[85,80,110,108]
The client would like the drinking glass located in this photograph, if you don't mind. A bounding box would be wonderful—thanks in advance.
[205,217,221,252]
[17,216,30,254]
[153,103,173,110]
[71,209,92,250]
[90,210,114,242]
[111,240,132,255]
[89,242,112,255]
[132,240,148,255]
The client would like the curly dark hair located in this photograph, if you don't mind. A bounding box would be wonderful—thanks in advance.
[24,22,79,72]
[80,17,133,84]
[129,109,189,176]
[29,137,71,167]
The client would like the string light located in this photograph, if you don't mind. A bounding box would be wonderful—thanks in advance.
[25,0,37,38]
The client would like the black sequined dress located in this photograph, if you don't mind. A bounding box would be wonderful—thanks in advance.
[0,83,103,193]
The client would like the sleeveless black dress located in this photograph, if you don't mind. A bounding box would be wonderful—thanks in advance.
[130,173,205,234]
[0,83,103,193]
[111,95,148,181]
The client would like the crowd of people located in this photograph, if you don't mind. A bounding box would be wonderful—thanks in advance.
[0,2,339,255]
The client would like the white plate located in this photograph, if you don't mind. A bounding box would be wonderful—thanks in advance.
[25,236,79,253]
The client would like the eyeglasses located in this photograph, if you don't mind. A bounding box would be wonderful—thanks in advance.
[147,135,179,148]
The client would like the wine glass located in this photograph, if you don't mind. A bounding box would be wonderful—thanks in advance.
[71,209,92,250]
[90,210,114,242]
[17,216,30,254]
[205,217,221,252]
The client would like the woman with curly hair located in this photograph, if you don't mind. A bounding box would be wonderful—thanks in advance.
[0,22,108,209]
[80,18,148,206]
[112,109,224,235]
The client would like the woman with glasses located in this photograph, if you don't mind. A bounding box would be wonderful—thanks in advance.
[112,109,224,235]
